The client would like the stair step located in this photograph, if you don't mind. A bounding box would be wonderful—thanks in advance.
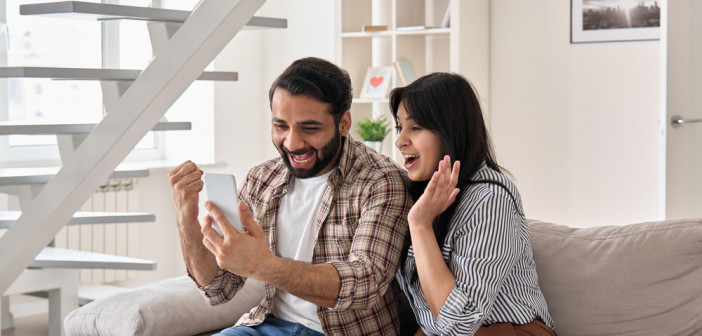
[30,247,157,270]
[0,67,237,81]
[20,1,287,29]
[0,121,191,135]
[0,211,155,229]
[0,166,149,186]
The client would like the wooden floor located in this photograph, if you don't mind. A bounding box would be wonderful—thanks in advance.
[1,313,49,336]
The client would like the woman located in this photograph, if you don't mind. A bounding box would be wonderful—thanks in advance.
[392,73,555,336]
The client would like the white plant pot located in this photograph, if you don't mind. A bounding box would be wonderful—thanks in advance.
[364,140,383,153]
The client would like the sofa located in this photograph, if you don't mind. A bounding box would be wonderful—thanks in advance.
[64,218,702,336]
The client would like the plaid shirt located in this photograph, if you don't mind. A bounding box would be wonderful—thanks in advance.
[195,135,412,335]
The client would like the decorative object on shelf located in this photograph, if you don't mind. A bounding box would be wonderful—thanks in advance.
[355,116,391,153]
[393,60,418,86]
[360,66,394,99]
[362,25,388,32]
[570,0,660,43]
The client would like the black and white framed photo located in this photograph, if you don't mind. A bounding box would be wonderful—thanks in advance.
[570,0,661,44]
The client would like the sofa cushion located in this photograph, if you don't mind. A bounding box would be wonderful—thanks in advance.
[528,218,702,336]
[64,275,265,336]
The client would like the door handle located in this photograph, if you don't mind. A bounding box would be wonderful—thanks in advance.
[671,115,702,128]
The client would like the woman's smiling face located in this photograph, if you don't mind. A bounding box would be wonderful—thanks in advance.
[394,103,443,181]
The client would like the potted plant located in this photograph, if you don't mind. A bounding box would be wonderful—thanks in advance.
[355,116,391,152]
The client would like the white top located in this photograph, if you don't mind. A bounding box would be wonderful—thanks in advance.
[272,170,333,333]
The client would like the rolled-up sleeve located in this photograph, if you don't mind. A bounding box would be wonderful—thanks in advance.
[328,170,411,311]
[188,268,246,305]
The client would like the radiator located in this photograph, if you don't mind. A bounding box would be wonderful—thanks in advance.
[54,178,140,284]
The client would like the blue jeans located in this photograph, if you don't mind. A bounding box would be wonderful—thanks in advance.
[213,315,324,336]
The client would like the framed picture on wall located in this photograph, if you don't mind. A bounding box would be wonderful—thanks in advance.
[359,66,393,99]
[570,0,661,43]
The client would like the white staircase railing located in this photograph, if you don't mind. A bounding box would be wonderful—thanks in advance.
[0,0,266,298]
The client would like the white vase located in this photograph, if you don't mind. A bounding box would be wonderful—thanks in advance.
[364,140,383,153]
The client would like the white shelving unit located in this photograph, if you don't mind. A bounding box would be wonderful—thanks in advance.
[335,0,489,162]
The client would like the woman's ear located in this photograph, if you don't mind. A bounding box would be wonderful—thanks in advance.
[338,110,352,136]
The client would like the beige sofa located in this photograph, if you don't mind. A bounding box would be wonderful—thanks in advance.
[64,218,702,336]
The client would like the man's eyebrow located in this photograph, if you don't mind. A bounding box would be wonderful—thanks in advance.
[298,120,323,126]
[272,117,287,123]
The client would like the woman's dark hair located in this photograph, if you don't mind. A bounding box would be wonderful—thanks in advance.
[269,57,352,123]
[390,72,511,279]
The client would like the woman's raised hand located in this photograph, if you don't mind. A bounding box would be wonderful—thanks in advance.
[408,155,460,228]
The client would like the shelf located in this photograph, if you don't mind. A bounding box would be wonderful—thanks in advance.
[0,211,155,229]
[353,98,390,104]
[0,67,238,81]
[342,27,450,39]
[341,31,394,38]
[30,247,157,270]
[395,27,450,36]
[20,1,287,29]
[0,121,191,135]
[0,166,149,186]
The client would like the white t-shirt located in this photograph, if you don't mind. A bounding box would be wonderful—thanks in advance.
[271,170,333,333]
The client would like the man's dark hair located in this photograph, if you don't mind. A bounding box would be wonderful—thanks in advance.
[268,57,352,122]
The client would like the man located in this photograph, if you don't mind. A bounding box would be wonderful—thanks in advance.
[169,57,412,335]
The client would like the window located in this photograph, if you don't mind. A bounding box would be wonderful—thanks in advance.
[0,0,199,165]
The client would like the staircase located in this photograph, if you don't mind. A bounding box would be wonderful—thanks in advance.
[0,1,283,335]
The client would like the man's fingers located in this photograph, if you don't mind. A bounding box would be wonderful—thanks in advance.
[238,201,263,238]
[204,201,235,238]
[201,214,223,248]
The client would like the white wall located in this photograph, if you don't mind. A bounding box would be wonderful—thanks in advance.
[489,1,663,227]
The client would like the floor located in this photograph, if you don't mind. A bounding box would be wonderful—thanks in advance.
[1,313,49,336]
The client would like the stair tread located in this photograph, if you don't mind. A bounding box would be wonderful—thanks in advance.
[0,211,155,229]
[0,166,149,186]
[0,66,237,81]
[0,121,191,135]
[20,1,287,29]
[31,247,157,270]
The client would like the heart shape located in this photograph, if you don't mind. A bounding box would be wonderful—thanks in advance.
[370,76,384,88]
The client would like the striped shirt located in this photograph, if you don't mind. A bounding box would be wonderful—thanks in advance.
[396,164,554,336]
[195,135,412,335]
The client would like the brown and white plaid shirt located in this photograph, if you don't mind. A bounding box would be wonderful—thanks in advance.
[195,135,412,335]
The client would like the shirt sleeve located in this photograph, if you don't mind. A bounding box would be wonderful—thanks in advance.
[434,187,524,335]
[187,268,247,305]
[329,170,412,311]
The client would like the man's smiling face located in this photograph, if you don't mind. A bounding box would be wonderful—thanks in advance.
[271,88,350,178]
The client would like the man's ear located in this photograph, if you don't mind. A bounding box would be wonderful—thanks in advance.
[338,110,352,137]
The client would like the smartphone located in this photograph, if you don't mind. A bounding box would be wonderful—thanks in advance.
[203,173,244,234]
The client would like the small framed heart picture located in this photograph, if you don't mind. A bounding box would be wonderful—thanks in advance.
[360,66,393,99]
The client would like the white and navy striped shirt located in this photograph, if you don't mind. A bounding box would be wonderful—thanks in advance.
[396,164,554,336]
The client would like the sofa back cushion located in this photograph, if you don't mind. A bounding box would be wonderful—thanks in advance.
[528,218,702,336]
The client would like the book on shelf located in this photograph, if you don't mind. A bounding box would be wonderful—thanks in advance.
[441,4,451,28]
[396,25,428,31]
[393,60,418,86]
[362,25,388,32]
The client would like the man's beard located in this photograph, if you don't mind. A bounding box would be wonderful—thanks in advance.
[278,130,343,179]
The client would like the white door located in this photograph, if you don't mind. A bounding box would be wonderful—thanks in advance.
[666,0,702,219]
